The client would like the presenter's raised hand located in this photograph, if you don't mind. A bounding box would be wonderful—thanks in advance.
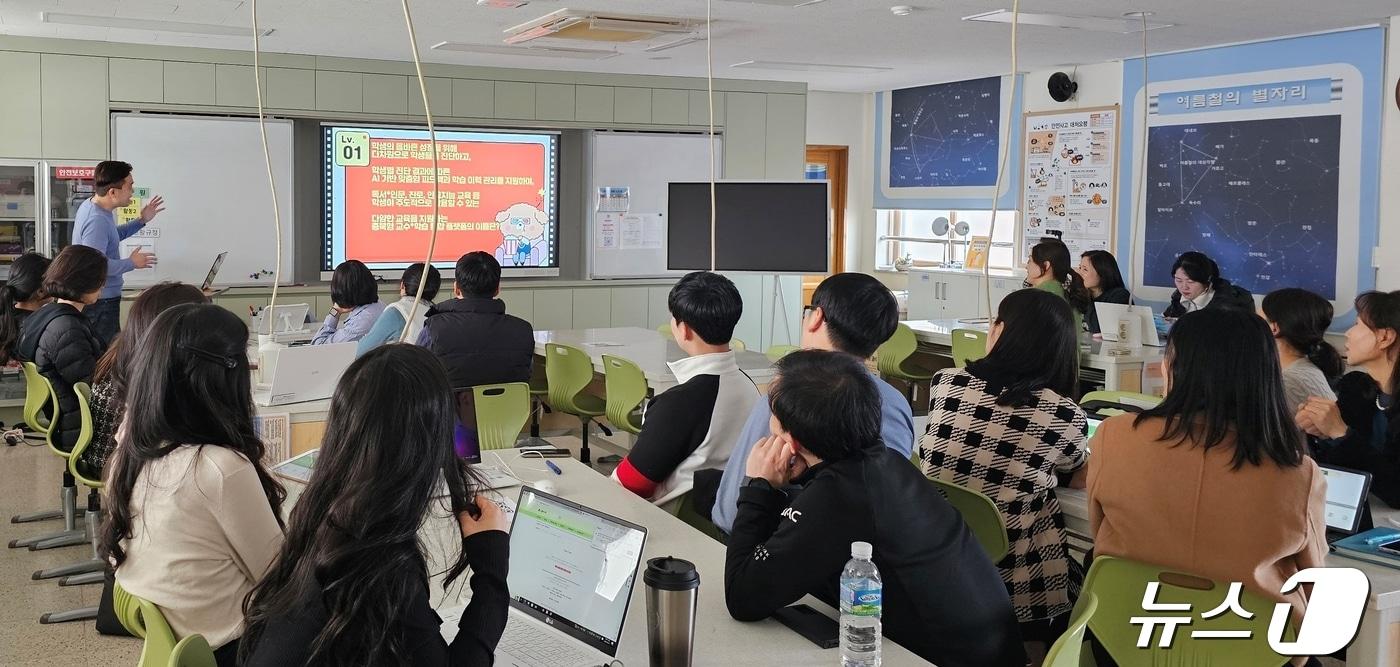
[140,195,166,223]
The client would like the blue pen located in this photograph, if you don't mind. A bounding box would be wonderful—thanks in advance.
[545,461,562,476]
[1363,533,1397,546]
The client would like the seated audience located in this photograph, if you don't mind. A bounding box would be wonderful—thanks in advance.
[1162,251,1254,319]
[356,262,441,357]
[1299,290,1400,505]
[919,288,1088,650]
[1025,238,1090,334]
[16,245,106,451]
[241,344,508,666]
[418,251,533,456]
[1077,250,1131,335]
[1260,287,1341,410]
[312,259,385,345]
[611,271,759,505]
[0,251,51,365]
[724,350,1025,667]
[702,272,914,534]
[1089,309,1325,634]
[102,304,286,667]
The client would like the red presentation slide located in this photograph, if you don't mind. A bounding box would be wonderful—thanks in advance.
[329,127,557,268]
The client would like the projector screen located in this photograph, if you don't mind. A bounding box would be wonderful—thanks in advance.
[667,182,829,273]
[322,125,560,274]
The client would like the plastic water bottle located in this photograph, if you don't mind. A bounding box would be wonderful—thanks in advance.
[839,541,882,667]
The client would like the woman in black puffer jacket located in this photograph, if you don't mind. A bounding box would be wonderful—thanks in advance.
[17,245,107,452]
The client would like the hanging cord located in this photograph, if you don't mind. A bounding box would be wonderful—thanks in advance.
[706,0,717,271]
[397,0,441,342]
[982,0,1019,318]
[250,0,282,323]
[1127,11,1149,305]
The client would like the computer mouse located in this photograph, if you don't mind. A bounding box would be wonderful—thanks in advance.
[534,478,558,496]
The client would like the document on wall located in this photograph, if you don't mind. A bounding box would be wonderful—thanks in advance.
[255,413,290,466]
[619,215,645,249]
[597,212,621,249]
[596,186,631,213]
[1021,107,1119,261]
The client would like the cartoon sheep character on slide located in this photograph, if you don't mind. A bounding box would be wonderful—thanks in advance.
[494,202,547,267]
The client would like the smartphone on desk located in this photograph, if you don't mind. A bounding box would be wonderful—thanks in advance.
[773,603,839,649]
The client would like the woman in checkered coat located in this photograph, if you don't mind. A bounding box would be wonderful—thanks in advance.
[918,288,1088,652]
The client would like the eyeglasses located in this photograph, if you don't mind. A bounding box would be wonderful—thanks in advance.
[802,305,818,318]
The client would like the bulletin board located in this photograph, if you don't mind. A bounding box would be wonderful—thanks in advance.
[1019,105,1120,261]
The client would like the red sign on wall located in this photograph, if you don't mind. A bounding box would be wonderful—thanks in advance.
[54,166,95,180]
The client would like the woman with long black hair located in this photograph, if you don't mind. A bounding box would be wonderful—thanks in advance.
[1259,288,1342,410]
[918,288,1088,657]
[0,251,51,364]
[1076,250,1131,335]
[240,344,509,667]
[101,304,285,666]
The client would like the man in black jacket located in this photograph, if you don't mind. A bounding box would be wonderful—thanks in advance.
[417,252,534,454]
[725,350,1024,667]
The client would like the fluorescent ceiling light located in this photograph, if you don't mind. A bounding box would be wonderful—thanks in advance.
[431,41,619,60]
[644,35,705,53]
[40,12,274,37]
[963,10,1172,33]
[731,60,892,73]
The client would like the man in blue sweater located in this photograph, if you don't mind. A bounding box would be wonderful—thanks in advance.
[73,161,164,347]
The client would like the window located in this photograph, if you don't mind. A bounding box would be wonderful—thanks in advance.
[876,209,1018,270]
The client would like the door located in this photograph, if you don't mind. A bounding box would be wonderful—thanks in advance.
[43,161,99,255]
[802,145,848,305]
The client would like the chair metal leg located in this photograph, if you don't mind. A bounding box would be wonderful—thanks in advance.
[579,418,591,465]
[33,558,103,581]
[59,571,105,587]
[529,398,541,438]
[29,530,86,551]
[39,606,98,624]
[10,508,62,524]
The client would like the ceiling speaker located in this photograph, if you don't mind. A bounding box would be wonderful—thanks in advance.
[1047,72,1078,103]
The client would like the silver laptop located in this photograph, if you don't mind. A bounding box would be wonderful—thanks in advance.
[253,302,312,336]
[253,342,356,406]
[1096,302,1165,346]
[200,252,228,292]
[442,486,648,667]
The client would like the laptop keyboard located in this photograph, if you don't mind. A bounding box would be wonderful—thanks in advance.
[498,616,601,667]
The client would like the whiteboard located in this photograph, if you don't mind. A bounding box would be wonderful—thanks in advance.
[111,114,296,289]
[588,132,722,278]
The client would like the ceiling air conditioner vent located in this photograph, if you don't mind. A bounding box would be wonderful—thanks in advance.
[504,9,700,45]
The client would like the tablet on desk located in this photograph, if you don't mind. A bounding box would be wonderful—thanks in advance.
[271,449,318,484]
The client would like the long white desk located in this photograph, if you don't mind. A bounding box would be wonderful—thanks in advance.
[904,319,1165,393]
[283,455,929,665]
[533,327,777,391]
[1057,487,1400,666]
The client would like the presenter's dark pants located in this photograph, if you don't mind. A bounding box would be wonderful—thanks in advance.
[85,297,121,351]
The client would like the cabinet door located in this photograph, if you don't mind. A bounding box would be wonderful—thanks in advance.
[40,55,109,159]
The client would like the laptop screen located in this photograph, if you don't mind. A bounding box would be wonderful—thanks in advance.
[1319,464,1371,535]
[202,252,227,291]
[506,487,647,657]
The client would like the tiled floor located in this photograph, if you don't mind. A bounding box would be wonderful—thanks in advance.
[0,441,140,666]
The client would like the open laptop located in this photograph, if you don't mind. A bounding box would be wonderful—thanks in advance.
[1320,464,1373,543]
[200,252,228,293]
[253,342,356,406]
[1096,303,1166,347]
[443,486,648,667]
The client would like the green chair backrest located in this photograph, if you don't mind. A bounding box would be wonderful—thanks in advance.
[20,361,54,435]
[545,344,604,417]
[602,355,648,436]
[113,580,181,667]
[875,323,919,378]
[1081,390,1162,411]
[929,477,1010,562]
[660,492,725,543]
[730,338,747,352]
[1076,556,1292,667]
[1044,592,1097,667]
[657,323,673,339]
[169,634,218,667]
[472,383,530,451]
[949,328,988,368]
[67,382,101,489]
[765,345,799,362]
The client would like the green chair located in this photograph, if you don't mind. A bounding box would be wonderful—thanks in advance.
[657,323,673,339]
[660,493,725,543]
[38,383,105,624]
[10,363,84,551]
[928,477,1009,563]
[10,361,59,527]
[113,579,182,667]
[545,343,610,465]
[765,345,799,362]
[602,355,649,436]
[29,378,96,553]
[1043,593,1097,667]
[1080,390,1162,411]
[875,323,934,407]
[472,383,531,451]
[169,634,218,667]
[527,367,550,438]
[730,338,747,352]
[949,328,988,368]
[1075,556,1292,666]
